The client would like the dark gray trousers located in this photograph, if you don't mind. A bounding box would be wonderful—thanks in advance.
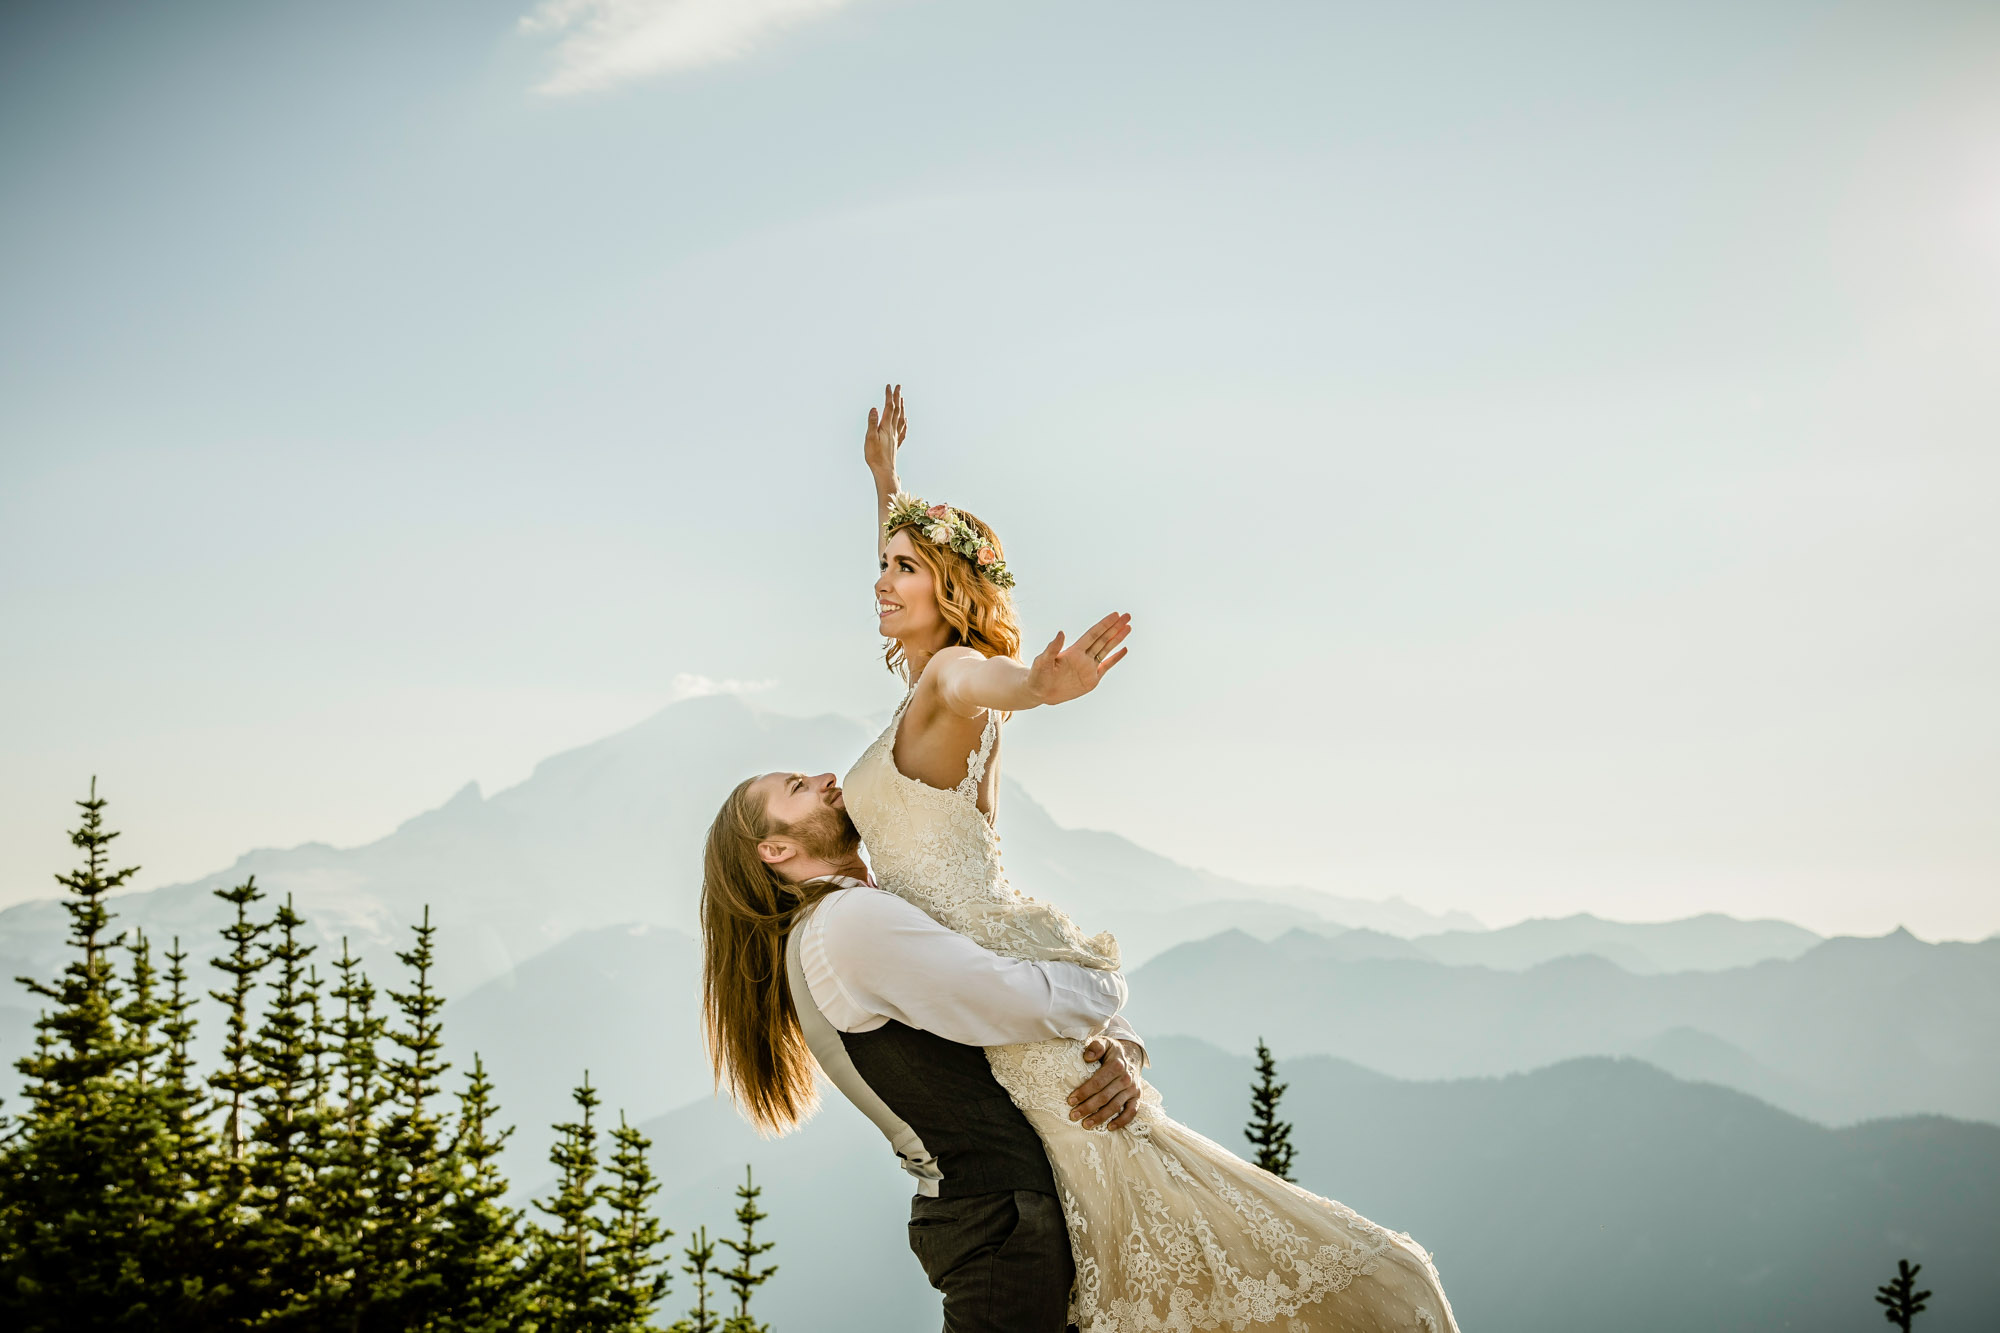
[907,1190,1076,1333]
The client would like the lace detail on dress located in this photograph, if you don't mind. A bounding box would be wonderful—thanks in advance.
[956,706,999,801]
[846,689,1120,970]
[843,693,1459,1332]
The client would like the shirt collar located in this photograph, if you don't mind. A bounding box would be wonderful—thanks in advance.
[807,872,874,890]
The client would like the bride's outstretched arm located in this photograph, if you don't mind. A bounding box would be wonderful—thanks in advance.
[931,613,1134,715]
[862,382,906,551]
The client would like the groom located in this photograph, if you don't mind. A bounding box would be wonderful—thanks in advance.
[701,769,1149,1333]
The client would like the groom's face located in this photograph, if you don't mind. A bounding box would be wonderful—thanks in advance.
[752,771,862,861]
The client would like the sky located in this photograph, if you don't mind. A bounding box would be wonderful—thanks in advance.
[2,0,1996,939]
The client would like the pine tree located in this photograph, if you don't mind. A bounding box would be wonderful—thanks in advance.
[1875,1258,1931,1331]
[530,1076,621,1332]
[247,895,333,1323]
[718,1165,777,1333]
[601,1112,672,1330]
[158,938,213,1182]
[372,907,454,1327]
[156,936,221,1318]
[668,1227,722,1333]
[431,1054,530,1332]
[112,929,212,1327]
[316,939,388,1329]
[207,875,271,1190]
[0,782,192,1330]
[1245,1037,1297,1183]
[202,874,272,1320]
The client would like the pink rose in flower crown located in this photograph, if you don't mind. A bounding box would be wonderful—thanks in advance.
[976,546,998,567]
[926,504,951,520]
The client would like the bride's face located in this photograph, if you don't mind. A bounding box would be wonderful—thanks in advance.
[876,529,943,642]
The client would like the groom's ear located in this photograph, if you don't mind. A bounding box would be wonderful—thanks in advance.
[755,838,797,868]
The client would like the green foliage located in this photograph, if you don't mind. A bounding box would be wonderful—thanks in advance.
[432,1054,529,1332]
[530,1076,617,1330]
[718,1165,777,1332]
[314,937,389,1326]
[243,895,330,1321]
[603,1112,674,1327]
[1875,1258,1931,1331]
[1245,1036,1297,1182]
[0,779,204,1331]
[0,783,741,1331]
[372,905,454,1326]
[669,1227,722,1333]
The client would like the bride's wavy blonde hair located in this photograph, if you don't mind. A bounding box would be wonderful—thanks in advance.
[882,505,1022,676]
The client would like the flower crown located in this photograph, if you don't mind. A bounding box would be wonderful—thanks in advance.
[883,491,1017,590]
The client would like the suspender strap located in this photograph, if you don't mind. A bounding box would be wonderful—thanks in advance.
[786,908,945,1196]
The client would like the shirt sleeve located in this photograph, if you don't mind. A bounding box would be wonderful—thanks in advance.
[1100,1013,1148,1066]
[801,887,1128,1046]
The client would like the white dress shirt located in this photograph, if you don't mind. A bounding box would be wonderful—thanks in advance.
[797,878,1146,1055]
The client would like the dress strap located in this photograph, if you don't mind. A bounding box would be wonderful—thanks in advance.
[955,709,1000,799]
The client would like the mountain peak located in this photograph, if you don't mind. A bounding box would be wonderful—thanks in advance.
[388,780,487,837]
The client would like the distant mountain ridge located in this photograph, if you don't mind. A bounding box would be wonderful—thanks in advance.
[1404,911,1822,973]
[1,694,1920,1147]
[450,911,1997,1179]
[605,1042,2000,1333]
[0,694,1477,1004]
[1269,912,1824,974]
[1126,926,2000,1125]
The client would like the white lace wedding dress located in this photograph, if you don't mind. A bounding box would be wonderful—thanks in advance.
[843,691,1461,1333]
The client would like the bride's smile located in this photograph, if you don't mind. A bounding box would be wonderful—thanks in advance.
[875,529,944,646]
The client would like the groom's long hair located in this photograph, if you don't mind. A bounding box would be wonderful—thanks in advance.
[701,778,840,1135]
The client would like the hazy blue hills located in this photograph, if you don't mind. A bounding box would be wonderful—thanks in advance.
[1147,1041,2000,1333]
[0,695,1474,1006]
[3,694,1978,1157]
[450,915,1899,1182]
[1126,927,2000,1124]
[428,913,1988,1180]
[1404,910,1822,973]
[601,1041,2000,1333]
[443,922,708,1174]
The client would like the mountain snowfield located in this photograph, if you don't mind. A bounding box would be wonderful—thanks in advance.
[6,694,1997,1331]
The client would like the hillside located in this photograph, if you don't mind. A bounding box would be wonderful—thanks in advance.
[1406,911,1822,973]
[1126,928,2000,1124]
[613,1044,2000,1333]
[445,915,1914,1178]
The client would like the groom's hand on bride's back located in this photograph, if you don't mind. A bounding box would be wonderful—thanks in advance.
[1069,1037,1145,1131]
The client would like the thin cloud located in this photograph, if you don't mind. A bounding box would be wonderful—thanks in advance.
[667,672,777,702]
[520,0,869,95]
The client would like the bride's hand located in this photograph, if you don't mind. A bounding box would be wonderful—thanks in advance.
[863,383,906,479]
[1025,613,1132,706]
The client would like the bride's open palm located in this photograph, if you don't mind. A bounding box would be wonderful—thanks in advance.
[1025,613,1132,706]
[863,382,906,475]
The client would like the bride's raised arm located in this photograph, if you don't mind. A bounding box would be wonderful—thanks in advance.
[862,382,906,550]
[928,614,1133,717]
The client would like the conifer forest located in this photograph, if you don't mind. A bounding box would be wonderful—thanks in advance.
[0,785,776,1332]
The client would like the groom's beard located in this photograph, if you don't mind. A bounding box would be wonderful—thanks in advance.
[783,802,862,863]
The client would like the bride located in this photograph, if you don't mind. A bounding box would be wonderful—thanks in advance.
[841,385,1460,1333]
